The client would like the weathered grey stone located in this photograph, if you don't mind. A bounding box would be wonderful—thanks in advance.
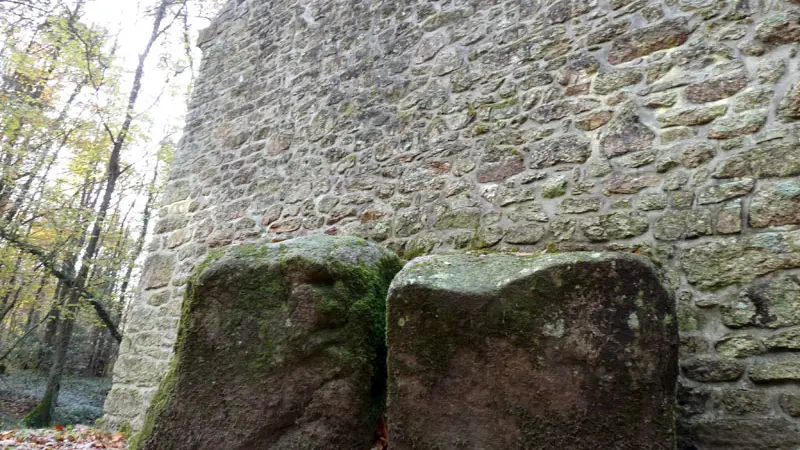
[604,172,660,194]
[434,207,482,230]
[582,212,649,242]
[655,151,681,173]
[779,81,800,121]
[608,18,692,65]
[387,252,677,450]
[750,361,800,382]
[477,146,525,182]
[531,98,601,122]
[683,418,800,450]
[617,150,655,168]
[657,105,727,127]
[541,175,568,198]
[269,217,302,233]
[497,186,537,206]
[715,335,763,358]
[755,126,791,144]
[550,217,576,241]
[749,180,800,228]
[592,69,643,95]
[697,179,755,205]
[416,32,448,62]
[600,109,656,157]
[684,70,748,104]
[161,180,191,205]
[474,225,506,248]
[681,142,716,169]
[560,53,601,78]
[504,223,548,244]
[394,210,424,238]
[587,158,612,177]
[779,393,800,418]
[105,388,145,417]
[586,20,630,45]
[663,174,690,193]
[756,58,786,84]
[316,196,339,214]
[653,210,712,241]
[558,196,603,214]
[660,127,697,144]
[676,303,704,332]
[715,200,742,234]
[547,0,597,23]
[131,236,402,450]
[732,87,773,112]
[574,110,613,131]
[682,356,745,381]
[755,11,800,45]
[644,92,678,108]
[420,8,472,32]
[434,47,464,76]
[713,389,769,415]
[708,109,768,139]
[113,354,170,387]
[529,135,592,168]
[610,197,632,209]
[682,231,800,290]
[506,202,550,223]
[677,382,708,425]
[715,142,800,179]
[140,253,176,290]
[679,336,707,359]
[639,193,667,210]
[764,327,800,350]
[154,215,190,234]
[723,275,800,329]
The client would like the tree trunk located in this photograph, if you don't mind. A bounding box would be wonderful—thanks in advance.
[35,280,65,371]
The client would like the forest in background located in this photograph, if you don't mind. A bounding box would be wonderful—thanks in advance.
[0,0,224,429]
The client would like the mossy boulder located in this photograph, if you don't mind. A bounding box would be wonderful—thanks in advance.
[386,252,678,450]
[131,235,402,450]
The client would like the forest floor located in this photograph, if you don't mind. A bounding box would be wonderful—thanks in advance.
[0,371,111,428]
[0,426,126,449]
[0,371,121,448]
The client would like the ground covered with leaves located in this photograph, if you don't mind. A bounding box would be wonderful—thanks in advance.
[0,370,116,448]
[0,426,126,449]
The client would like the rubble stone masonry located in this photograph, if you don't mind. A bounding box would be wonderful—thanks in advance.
[105,0,800,447]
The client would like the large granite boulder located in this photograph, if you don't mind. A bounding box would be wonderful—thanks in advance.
[130,235,402,450]
[387,252,678,450]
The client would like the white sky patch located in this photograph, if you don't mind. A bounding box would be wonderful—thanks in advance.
[75,0,219,316]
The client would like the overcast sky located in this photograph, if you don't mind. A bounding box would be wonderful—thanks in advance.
[81,0,218,166]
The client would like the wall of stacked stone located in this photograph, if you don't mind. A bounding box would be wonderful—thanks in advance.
[104,0,800,446]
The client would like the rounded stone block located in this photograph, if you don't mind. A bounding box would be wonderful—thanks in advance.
[131,235,402,450]
[387,252,678,450]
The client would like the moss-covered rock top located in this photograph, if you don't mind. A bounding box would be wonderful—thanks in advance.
[390,251,662,296]
[197,234,397,279]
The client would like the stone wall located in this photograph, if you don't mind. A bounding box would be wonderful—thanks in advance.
[105,0,800,446]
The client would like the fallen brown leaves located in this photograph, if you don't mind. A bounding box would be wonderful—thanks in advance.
[0,426,126,449]
[372,414,388,450]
